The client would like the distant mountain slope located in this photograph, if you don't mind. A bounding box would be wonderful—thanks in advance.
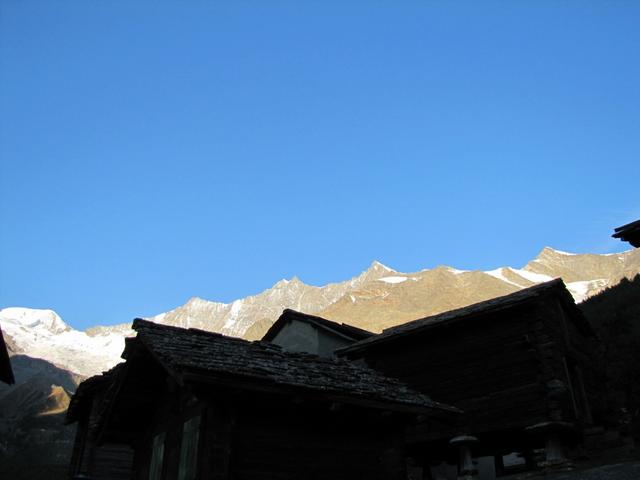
[0,308,129,377]
[0,355,81,480]
[153,248,640,341]
[1,248,638,379]
[147,260,395,338]
[317,248,640,332]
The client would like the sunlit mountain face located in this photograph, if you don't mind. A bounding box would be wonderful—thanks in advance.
[3,247,638,379]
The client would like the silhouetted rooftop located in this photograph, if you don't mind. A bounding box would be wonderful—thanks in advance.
[338,279,594,356]
[612,219,640,248]
[122,319,457,414]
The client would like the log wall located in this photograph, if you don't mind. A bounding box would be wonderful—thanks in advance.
[356,302,569,438]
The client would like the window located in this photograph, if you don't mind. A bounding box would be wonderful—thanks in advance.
[148,432,165,480]
[178,416,201,480]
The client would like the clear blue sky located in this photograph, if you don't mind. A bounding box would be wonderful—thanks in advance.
[1,1,639,330]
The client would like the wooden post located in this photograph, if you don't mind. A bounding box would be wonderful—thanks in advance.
[449,435,478,480]
[525,421,574,467]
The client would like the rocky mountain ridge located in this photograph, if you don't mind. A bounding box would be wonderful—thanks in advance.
[2,247,639,380]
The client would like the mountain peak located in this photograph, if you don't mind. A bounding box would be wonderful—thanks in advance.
[274,276,303,287]
[369,260,395,272]
[539,246,578,257]
[185,296,210,306]
[0,307,69,334]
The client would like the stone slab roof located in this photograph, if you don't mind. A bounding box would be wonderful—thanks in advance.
[127,319,458,414]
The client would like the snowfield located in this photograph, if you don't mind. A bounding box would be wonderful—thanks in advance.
[0,307,130,377]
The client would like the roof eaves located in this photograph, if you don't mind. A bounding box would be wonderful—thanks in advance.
[263,309,374,343]
[613,219,640,235]
[612,219,640,247]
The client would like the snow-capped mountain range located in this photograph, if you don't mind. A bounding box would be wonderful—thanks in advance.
[0,307,129,377]
[2,247,639,379]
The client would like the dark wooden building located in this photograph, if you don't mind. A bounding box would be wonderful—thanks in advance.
[338,279,597,478]
[612,219,640,248]
[0,326,15,385]
[68,319,458,480]
[262,308,374,357]
[67,365,129,479]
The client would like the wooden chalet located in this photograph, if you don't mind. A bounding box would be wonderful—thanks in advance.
[262,308,374,357]
[0,326,15,385]
[67,319,459,480]
[337,279,597,479]
[612,219,640,248]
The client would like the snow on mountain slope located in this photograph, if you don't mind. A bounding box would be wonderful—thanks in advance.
[485,268,523,288]
[565,279,610,303]
[0,307,130,377]
[378,276,409,284]
[317,248,640,332]
[2,308,70,335]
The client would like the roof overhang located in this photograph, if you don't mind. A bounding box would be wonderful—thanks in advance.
[612,219,640,248]
[262,309,374,343]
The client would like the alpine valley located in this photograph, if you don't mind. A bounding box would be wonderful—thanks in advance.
[1,247,640,477]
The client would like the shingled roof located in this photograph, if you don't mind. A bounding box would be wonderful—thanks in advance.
[125,319,457,414]
[262,308,374,343]
[338,279,594,356]
[612,219,640,248]
[0,327,15,385]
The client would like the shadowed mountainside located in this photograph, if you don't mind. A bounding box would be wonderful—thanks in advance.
[0,355,82,480]
[580,274,640,438]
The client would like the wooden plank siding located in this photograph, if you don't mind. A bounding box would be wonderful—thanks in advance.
[89,443,134,480]
[126,390,408,480]
[342,294,598,449]
[357,305,549,438]
[230,399,405,480]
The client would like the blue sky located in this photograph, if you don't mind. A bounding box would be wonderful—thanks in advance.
[1,1,639,329]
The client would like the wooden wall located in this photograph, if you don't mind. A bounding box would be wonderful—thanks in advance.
[228,397,406,480]
[88,443,135,480]
[129,384,408,480]
[349,300,582,441]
